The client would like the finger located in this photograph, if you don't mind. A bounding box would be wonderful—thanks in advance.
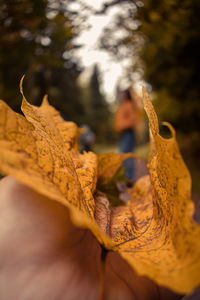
[0,176,101,300]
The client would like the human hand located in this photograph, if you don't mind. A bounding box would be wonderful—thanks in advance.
[0,176,181,300]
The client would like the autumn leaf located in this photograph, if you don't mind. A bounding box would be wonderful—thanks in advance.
[0,78,200,295]
[0,77,112,248]
[97,152,137,181]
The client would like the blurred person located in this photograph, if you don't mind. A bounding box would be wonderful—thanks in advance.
[114,88,139,184]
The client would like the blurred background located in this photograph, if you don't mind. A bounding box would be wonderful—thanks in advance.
[0,0,200,193]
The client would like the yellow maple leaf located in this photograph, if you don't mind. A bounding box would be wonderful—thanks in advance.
[97,152,137,181]
[0,78,200,294]
[0,78,105,236]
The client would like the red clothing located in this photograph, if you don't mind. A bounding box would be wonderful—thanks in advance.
[114,100,138,134]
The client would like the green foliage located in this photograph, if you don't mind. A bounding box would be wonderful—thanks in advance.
[136,0,200,158]
[97,167,127,207]
[140,0,199,132]
[0,0,85,124]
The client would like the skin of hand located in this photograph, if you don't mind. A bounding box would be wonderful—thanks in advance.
[0,176,181,300]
